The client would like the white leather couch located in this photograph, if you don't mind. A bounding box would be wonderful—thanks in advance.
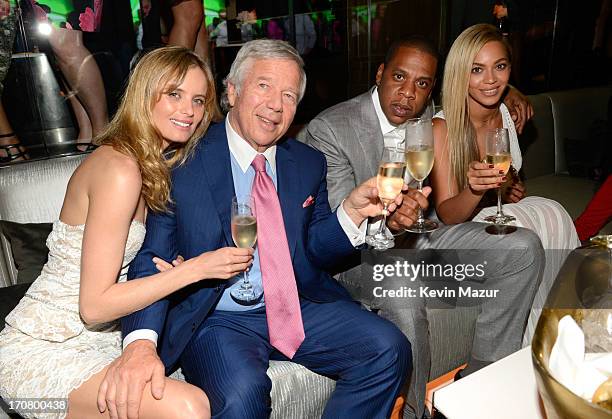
[0,154,335,418]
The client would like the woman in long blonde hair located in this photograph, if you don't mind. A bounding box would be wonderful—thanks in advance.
[431,24,579,345]
[0,46,254,418]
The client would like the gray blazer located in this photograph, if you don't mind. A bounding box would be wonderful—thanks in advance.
[297,90,429,419]
[298,90,384,210]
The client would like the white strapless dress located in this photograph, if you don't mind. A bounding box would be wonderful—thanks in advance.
[0,220,145,418]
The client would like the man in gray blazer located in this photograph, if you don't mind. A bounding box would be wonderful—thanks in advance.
[299,36,542,419]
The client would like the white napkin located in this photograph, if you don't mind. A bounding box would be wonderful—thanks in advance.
[549,315,612,401]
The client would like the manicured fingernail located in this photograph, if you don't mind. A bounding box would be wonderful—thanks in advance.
[499,170,504,174]
[489,164,494,169]
[502,176,507,181]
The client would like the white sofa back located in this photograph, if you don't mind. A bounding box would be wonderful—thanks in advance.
[0,154,87,287]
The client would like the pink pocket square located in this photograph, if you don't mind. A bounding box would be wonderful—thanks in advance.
[302,195,315,208]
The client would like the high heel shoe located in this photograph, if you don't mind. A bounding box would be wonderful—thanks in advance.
[75,141,98,152]
[0,133,29,163]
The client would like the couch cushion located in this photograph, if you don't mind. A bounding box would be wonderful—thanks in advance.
[547,86,612,174]
[268,360,335,418]
[525,174,612,235]
[519,93,555,180]
[0,154,86,286]
[0,155,86,224]
[525,174,600,219]
[0,221,52,284]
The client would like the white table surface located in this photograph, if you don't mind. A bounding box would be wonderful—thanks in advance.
[434,347,547,419]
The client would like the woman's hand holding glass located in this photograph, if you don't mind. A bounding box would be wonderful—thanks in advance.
[152,248,253,280]
[192,247,255,280]
[482,128,516,225]
[466,160,508,195]
[229,196,262,304]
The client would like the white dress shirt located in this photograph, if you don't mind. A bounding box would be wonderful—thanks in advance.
[371,87,415,185]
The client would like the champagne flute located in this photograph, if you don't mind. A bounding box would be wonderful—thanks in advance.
[230,196,262,305]
[483,128,516,226]
[365,147,406,250]
[404,117,438,233]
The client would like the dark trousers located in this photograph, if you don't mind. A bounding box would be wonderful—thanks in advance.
[180,298,411,419]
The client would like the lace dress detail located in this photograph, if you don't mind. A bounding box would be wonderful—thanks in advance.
[0,220,145,418]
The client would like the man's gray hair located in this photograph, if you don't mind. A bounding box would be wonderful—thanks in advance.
[220,39,307,112]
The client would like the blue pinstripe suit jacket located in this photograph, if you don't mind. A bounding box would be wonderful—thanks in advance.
[121,120,356,372]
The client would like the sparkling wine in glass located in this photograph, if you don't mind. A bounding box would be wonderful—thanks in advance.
[365,147,406,250]
[404,117,438,233]
[483,128,516,226]
[230,196,262,305]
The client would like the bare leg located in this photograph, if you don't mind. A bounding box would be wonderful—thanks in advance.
[48,28,109,141]
[194,21,210,62]
[67,365,210,419]
[169,0,205,58]
[66,90,93,141]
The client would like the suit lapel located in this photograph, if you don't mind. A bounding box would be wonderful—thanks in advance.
[200,122,235,246]
[276,141,298,258]
[356,90,384,177]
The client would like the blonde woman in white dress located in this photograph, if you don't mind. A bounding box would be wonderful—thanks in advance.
[0,46,253,418]
[431,24,580,345]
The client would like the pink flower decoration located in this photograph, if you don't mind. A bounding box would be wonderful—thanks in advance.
[79,7,95,32]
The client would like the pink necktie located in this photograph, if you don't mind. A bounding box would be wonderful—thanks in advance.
[251,154,305,359]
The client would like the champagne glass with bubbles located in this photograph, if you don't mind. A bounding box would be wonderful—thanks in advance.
[365,147,406,250]
[230,196,262,304]
[404,117,438,233]
[483,128,516,226]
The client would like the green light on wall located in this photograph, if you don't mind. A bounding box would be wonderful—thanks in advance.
[128,0,225,26]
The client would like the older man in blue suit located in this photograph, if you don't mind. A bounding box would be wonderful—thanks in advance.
[100,39,412,419]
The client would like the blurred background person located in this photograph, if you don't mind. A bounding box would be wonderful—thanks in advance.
[285,12,316,55]
[237,7,259,42]
[138,0,209,61]
[210,7,227,47]
[0,0,28,162]
[207,15,219,39]
[168,0,209,60]
[265,18,284,40]
[29,0,109,150]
